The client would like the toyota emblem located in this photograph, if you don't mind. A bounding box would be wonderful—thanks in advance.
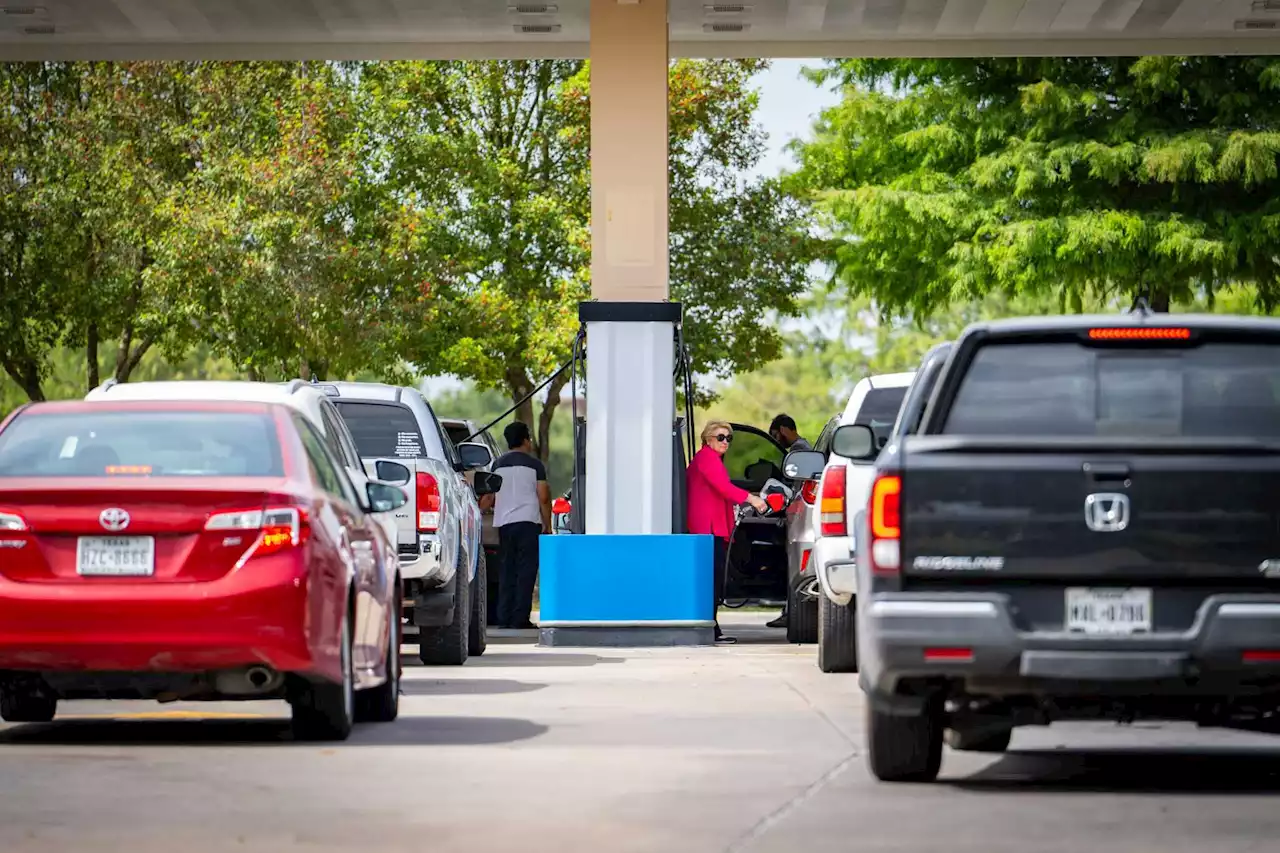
[99,508,131,532]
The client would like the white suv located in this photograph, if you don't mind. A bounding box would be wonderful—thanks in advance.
[808,372,913,672]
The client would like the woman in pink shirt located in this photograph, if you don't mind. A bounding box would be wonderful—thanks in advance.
[687,421,768,644]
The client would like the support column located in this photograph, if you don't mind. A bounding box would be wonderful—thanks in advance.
[584,0,673,537]
[539,0,714,647]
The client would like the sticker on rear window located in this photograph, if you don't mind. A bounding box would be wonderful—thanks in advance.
[395,432,423,458]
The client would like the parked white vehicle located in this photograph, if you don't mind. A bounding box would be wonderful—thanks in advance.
[806,372,914,672]
[320,382,495,666]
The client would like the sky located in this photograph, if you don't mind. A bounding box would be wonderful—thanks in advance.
[751,58,841,179]
[424,59,841,396]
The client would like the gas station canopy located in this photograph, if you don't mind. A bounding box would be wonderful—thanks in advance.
[0,0,1278,61]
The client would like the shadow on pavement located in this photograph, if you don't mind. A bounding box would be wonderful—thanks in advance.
[0,715,548,748]
[952,747,1280,793]
[465,652,625,667]
[399,678,547,696]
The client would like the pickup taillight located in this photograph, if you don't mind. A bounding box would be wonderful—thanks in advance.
[416,472,442,533]
[819,466,846,536]
[868,473,901,576]
[800,480,818,505]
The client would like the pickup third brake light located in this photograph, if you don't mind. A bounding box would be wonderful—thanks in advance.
[1088,327,1191,341]
[869,474,901,576]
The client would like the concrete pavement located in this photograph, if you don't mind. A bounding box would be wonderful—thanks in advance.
[1,613,1279,853]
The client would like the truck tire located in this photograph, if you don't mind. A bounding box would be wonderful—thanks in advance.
[867,700,943,783]
[468,549,488,657]
[786,575,818,645]
[817,594,858,673]
[291,610,355,741]
[419,550,470,666]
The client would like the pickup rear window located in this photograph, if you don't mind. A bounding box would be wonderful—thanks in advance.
[333,402,426,459]
[944,341,1280,438]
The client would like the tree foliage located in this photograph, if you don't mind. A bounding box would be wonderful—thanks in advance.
[791,57,1280,315]
[364,59,814,459]
[0,60,814,463]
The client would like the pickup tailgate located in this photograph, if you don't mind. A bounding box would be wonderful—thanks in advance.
[901,439,1280,583]
[897,330,1280,633]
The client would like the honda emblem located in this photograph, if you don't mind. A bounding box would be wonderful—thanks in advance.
[1084,493,1130,533]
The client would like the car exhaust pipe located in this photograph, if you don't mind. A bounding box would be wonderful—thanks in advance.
[215,666,282,696]
[245,666,273,690]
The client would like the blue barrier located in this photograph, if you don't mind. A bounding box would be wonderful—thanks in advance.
[538,534,715,646]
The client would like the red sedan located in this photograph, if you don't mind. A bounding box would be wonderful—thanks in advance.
[0,399,406,740]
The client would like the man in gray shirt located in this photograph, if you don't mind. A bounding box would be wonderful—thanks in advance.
[767,414,812,629]
[483,422,552,630]
[769,414,812,453]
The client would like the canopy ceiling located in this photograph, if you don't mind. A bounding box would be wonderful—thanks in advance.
[0,1,1277,60]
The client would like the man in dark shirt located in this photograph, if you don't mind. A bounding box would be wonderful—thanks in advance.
[767,414,812,629]
[483,422,552,630]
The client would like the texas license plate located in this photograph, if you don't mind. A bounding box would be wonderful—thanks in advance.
[76,536,156,577]
[1065,587,1152,635]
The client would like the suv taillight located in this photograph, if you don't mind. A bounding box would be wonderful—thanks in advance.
[868,473,901,576]
[800,480,818,505]
[416,472,442,533]
[819,466,846,536]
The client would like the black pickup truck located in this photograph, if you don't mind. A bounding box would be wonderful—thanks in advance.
[845,313,1280,782]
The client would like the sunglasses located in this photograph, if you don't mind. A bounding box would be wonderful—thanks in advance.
[713,434,733,444]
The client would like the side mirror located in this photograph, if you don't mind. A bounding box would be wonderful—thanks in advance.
[782,449,826,481]
[374,460,412,485]
[366,481,409,514]
[473,470,503,497]
[831,424,877,461]
[457,441,493,471]
[552,497,571,515]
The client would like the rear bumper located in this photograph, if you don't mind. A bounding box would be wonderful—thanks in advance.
[812,538,855,604]
[860,593,1280,698]
[398,533,445,582]
[0,556,317,675]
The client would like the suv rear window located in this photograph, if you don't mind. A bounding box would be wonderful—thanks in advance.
[0,410,283,477]
[443,423,470,446]
[945,341,1280,438]
[856,386,908,444]
[333,402,426,459]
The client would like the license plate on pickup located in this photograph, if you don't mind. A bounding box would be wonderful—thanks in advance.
[76,536,155,577]
[1065,587,1152,635]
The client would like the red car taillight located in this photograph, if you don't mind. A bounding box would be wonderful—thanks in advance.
[206,507,310,568]
[868,473,902,576]
[800,481,818,505]
[0,510,28,531]
[819,466,846,536]
[416,472,442,533]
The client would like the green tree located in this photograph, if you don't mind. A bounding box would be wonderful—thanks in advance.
[368,60,814,461]
[791,57,1280,316]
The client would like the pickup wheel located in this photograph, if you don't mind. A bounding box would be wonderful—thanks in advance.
[468,548,488,657]
[786,574,818,645]
[291,611,355,741]
[418,550,470,666]
[867,700,944,783]
[817,594,858,673]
